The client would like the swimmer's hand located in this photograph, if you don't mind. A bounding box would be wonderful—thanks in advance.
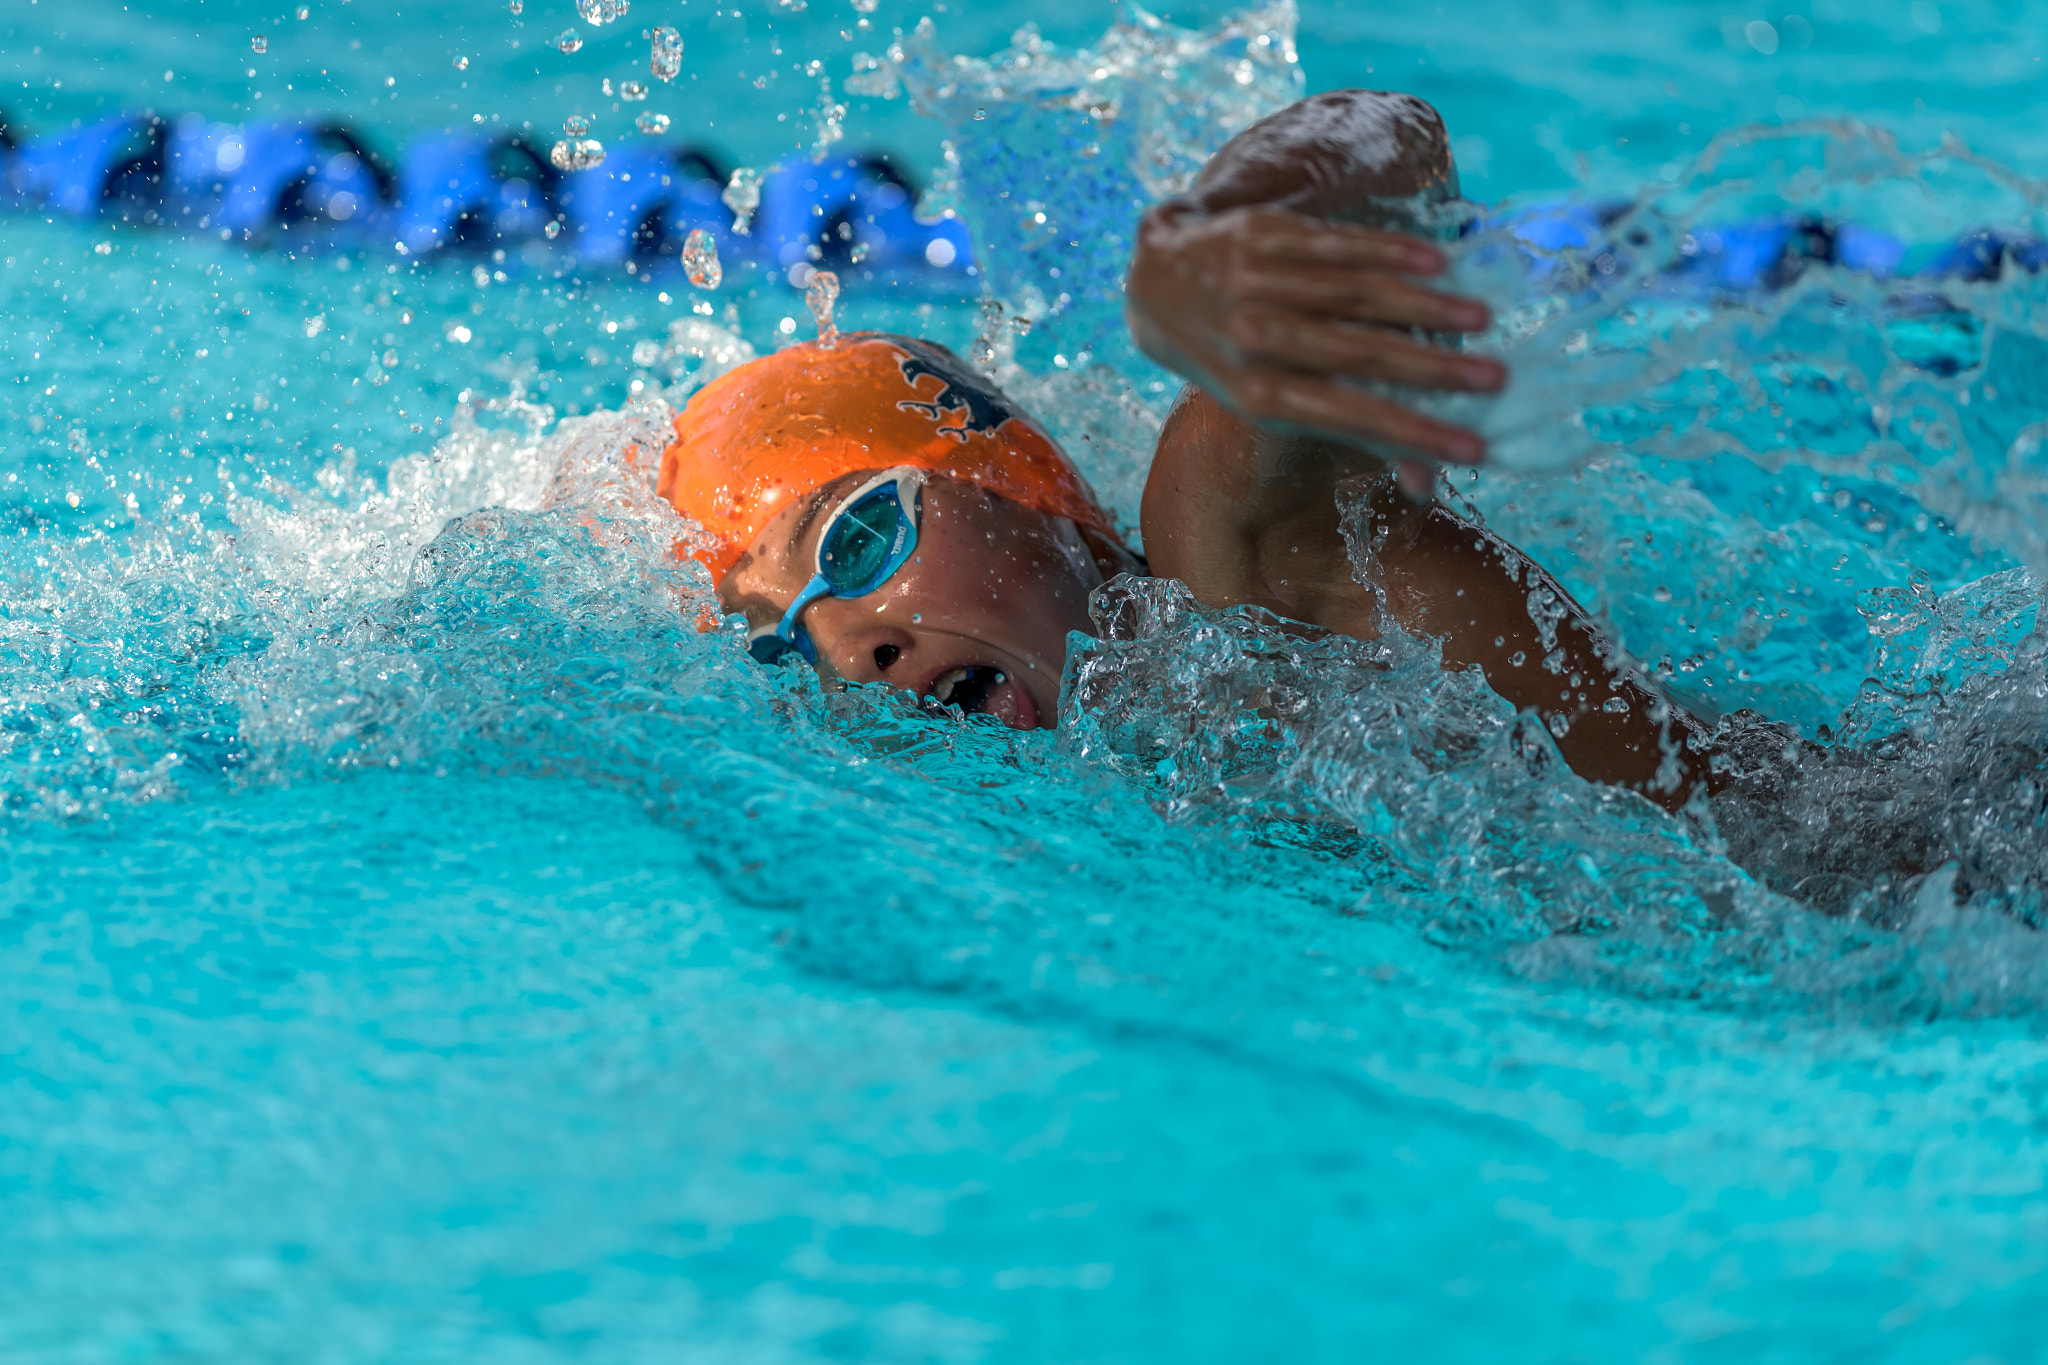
[1127,201,1504,496]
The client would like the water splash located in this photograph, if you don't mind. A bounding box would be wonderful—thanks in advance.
[805,270,841,347]
[1399,123,2048,576]
[649,27,683,82]
[550,137,605,171]
[681,228,722,290]
[812,78,847,158]
[880,1,1301,372]
[1058,573,2048,1020]
[722,166,761,234]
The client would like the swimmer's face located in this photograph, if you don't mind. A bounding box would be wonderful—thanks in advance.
[720,471,1107,728]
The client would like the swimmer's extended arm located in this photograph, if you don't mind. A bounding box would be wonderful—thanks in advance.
[1133,92,1716,808]
[1145,390,1714,808]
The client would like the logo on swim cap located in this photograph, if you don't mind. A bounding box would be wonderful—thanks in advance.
[892,342,1019,442]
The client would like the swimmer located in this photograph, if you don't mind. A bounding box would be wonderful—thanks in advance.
[659,90,1721,811]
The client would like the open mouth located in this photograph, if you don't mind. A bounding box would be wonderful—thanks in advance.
[931,664,1003,713]
[928,664,1037,728]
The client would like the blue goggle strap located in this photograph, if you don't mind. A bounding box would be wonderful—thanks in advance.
[771,572,834,662]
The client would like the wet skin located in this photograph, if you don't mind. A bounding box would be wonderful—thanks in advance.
[719,469,1109,730]
[717,87,1720,810]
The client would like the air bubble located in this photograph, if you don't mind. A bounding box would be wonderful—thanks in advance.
[649,26,683,81]
[577,0,627,23]
[681,229,723,289]
[619,80,647,101]
[635,110,670,134]
[563,113,592,137]
[722,167,761,234]
[543,220,562,239]
[556,29,584,54]
[251,34,268,54]
[453,55,469,70]
[508,0,523,11]
[779,0,808,9]
[550,137,606,171]
[805,270,841,348]
[296,5,310,16]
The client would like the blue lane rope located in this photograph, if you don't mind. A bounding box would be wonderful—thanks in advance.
[0,109,976,284]
[2,109,2041,296]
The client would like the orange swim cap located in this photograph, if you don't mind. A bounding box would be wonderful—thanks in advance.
[657,332,1120,584]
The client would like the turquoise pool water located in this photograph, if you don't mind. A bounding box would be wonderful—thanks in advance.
[7,1,2048,1360]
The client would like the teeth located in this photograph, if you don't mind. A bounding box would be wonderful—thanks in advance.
[931,666,970,704]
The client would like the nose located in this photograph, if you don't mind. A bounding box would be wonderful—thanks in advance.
[803,600,917,685]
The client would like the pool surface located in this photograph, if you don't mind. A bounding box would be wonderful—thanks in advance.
[6,1,2048,1360]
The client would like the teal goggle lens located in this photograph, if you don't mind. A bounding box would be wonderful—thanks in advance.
[819,482,916,595]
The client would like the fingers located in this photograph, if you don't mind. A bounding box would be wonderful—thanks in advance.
[1238,267,1492,332]
[1236,208,1449,275]
[1231,369,1486,464]
[1223,208,1490,333]
[1224,310,1505,391]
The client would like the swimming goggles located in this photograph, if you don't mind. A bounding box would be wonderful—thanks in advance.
[748,467,926,666]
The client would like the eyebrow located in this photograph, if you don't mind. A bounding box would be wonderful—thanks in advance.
[783,469,871,561]
[785,483,838,558]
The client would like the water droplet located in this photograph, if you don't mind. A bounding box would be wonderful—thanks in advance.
[543,219,562,239]
[805,270,841,348]
[508,0,523,12]
[556,28,584,54]
[681,229,722,289]
[911,612,922,623]
[635,110,670,134]
[649,26,683,81]
[549,137,606,171]
[563,113,592,137]
[618,80,647,101]
[453,55,469,70]
[722,166,761,234]
[251,34,268,54]
[972,106,986,121]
